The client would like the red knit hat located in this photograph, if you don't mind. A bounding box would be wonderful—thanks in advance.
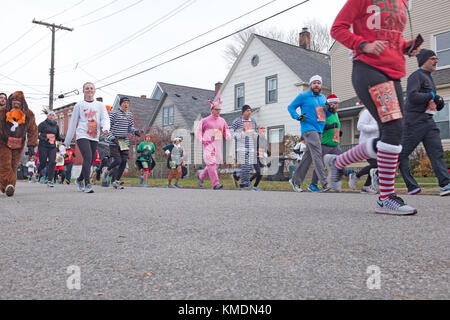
[327,94,340,103]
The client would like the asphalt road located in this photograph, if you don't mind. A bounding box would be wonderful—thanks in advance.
[0,182,448,300]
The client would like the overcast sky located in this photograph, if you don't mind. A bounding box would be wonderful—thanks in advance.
[0,0,347,122]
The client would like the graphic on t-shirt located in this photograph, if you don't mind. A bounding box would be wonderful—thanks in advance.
[46,133,56,144]
[87,119,98,138]
[214,128,223,140]
[118,138,129,151]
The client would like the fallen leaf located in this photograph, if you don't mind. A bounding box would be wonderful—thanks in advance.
[94,292,106,297]
[141,272,153,279]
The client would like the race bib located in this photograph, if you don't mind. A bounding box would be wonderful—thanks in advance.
[258,147,265,158]
[7,137,23,150]
[333,128,340,144]
[87,120,98,138]
[243,121,254,133]
[369,81,403,123]
[118,139,129,151]
[425,100,437,115]
[46,133,56,144]
[214,128,223,140]
[316,107,326,122]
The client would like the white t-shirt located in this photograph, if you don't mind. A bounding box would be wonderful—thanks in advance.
[64,100,110,145]
[55,151,65,167]
[26,161,36,173]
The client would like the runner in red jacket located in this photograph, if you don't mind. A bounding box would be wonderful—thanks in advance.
[325,0,421,215]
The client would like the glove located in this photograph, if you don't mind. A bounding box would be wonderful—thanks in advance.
[165,150,171,156]
[134,130,142,137]
[435,95,445,111]
[333,123,339,129]
[297,114,306,122]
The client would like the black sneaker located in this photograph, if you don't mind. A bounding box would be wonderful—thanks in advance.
[213,184,223,190]
[84,184,94,193]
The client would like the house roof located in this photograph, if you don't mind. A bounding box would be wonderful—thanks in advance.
[200,108,261,127]
[114,94,160,130]
[433,68,450,87]
[156,82,216,128]
[254,34,332,89]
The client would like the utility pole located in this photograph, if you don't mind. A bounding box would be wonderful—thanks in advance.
[32,19,73,110]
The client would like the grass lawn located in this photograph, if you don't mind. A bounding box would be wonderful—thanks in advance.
[117,176,440,192]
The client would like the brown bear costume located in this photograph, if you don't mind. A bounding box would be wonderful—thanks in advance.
[0,91,38,197]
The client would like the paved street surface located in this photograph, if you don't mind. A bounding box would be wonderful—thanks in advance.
[1,182,448,300]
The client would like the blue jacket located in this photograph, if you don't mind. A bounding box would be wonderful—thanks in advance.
[288,90,329,135]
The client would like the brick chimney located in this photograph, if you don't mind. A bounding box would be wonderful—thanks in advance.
[299,27,311,50]
[215,82,223,95]
[141,95,147,99]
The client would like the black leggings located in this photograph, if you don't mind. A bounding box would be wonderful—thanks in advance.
[356,158,378,187]
[37,146,57,181]
[352,60,404,146]
[250,163,263,188]
[108,145,129,181]
[77,139,98,184]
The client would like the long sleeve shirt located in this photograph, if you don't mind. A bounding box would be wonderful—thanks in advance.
[38,119,61,148]
[405,68,437,125]
[64,100,110,146]
[106,109,138,146]
[196,114,231,165]
[357,109,379,143]
[288,90,329,135]
[331,0,411,80]
[231,117,258,153]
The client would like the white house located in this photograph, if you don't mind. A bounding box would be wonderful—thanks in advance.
[217,32,331,153]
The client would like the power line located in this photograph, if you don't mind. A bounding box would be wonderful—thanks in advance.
[61,0,196,69]
[63,0,120,24]
[74,0,145,28]
[96,0,310,90]
[0,71,47,94]
[95,0,278,84]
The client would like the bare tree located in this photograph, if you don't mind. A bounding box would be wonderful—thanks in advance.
[224,20,333,67]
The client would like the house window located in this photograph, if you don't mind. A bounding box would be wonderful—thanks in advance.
[266,75,278,104]
[162,105,174,127]
[434,101,450,139]
[268,125,285,156]
[435,31,450,68]
[235,83,245,110]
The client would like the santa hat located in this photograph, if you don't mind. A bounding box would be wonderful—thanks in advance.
[327,94,340,103]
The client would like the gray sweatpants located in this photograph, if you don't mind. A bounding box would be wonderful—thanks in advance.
[292,130,328,187]
[311,144,342,185]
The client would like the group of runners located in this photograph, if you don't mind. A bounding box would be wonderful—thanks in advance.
[2,0,449,217]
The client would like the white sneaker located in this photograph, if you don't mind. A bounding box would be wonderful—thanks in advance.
[112,181,124,190]
[360,186,378,195]
[75,179,85,192]
[84,184,94,193]
[324,154,343,192]
[440,183,450,197]
[375,194,417,216]
[289,179,303,192]
[349,172,358,190]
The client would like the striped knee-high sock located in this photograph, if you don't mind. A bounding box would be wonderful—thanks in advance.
[175,167,182,183]
[377,142,402,200]
[168,169,175,184]
[335,140,375,170]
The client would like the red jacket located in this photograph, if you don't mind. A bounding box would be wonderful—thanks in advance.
[331,0,413,80]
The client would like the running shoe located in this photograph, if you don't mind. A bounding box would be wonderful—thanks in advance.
[375,194,417,216]
[84,184,94,193]
[324,154,343,192]
[143,184,149,188]
[252,187,261,191]
[5,185,14,197]
[174,184,182,189]
[308,184,322,193]
[100,168,109,185]
[112,181,124,190]
[47,181,55,188]
[408,188,421,196]
[289,179,303,192]
[360,186,378,195]
[440,183,450,197]
[75,179,85,192]
[349,172,358,190]
[370,168,379,190]
[213,184,223,190]
[167,184,174,189]
[322,183,331,193]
